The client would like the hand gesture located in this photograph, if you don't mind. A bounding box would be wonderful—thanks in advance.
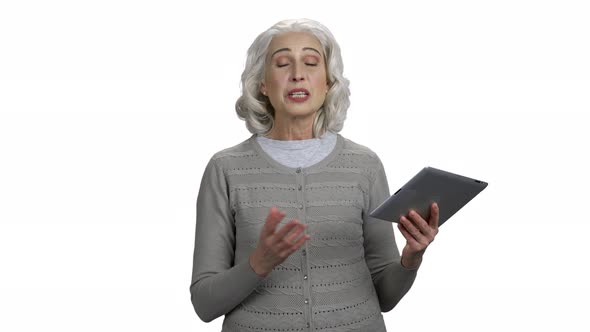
[398,202,440,269]
[249,207,310,277]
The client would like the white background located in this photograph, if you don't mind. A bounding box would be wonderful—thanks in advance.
[1,0,589,331]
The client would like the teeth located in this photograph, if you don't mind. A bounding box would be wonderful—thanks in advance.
[289,91,308,96]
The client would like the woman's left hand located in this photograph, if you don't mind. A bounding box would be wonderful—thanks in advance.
[398,202,440,269]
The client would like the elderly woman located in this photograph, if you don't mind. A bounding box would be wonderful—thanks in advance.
[190,19,439,332]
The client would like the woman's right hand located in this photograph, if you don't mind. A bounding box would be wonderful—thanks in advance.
[248,207,310,277]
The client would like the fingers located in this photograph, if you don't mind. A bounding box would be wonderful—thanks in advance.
[262,207,286,237]
[279,227,310,256]
[254,208,311,275]
[274,219,303,239]
[274,220,307,249]
[399,208,438,242]
[399,215,427,243]
[398,204,440,255]
[404,210,430,235]
[283,223,306,244]
[401,206,439,236]
[398,222,420,247]
[262,207,309,250]
[429,202,440,230]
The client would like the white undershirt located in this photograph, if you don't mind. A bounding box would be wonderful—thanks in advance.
[256,130,337,168]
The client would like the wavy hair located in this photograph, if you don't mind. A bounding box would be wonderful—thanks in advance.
[235,19,350,137]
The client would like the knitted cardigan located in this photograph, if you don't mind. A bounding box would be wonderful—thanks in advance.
[190,134,418,332]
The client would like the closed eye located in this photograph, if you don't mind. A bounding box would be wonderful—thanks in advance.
[276,63,317,67]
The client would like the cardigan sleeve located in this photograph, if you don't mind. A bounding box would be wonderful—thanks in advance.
[189,157,265,322]
[363,156,419,312]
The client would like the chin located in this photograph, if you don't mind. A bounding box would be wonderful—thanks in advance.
[283,103,322,116]
[283,109,318,118]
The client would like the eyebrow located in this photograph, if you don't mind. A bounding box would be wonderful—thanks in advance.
[270,47,322,58]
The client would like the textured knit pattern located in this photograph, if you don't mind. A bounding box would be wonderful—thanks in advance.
[191,134,418,332]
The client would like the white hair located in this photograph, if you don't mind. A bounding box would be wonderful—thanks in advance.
[235,18,350,137]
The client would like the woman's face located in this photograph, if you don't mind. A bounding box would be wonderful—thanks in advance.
[261,32,329,120]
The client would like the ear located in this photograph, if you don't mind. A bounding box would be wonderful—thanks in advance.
[260,82,267,96]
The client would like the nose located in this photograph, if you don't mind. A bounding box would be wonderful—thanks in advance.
[290,63,305,82]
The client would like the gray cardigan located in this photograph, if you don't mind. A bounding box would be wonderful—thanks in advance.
[190,134,418,331]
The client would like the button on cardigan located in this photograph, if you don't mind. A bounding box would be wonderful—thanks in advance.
[190,133,418,331]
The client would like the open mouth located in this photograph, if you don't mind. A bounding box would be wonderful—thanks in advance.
[287,88,310,101]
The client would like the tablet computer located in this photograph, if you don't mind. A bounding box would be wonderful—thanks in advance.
[369,167,487,226]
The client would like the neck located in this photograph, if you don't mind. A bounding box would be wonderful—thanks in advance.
[267,113,320,140]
